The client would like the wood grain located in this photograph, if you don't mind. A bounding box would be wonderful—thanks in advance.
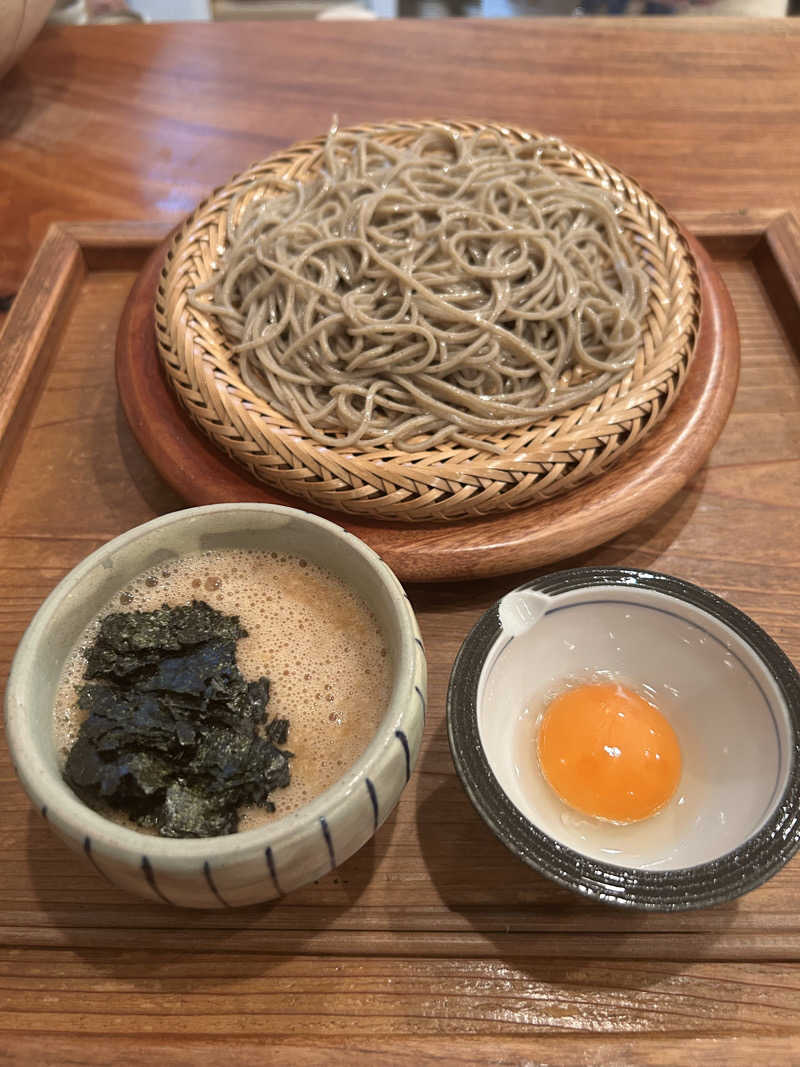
[753,213,800,353]
[3,1034,800,1067]
[2,20,800,293]
[1,18,800,1062]
[2,239,800,1060]
[0,226,84,494]
[1,952,800,1038]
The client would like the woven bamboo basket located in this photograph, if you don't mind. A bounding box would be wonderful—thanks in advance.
[155,120,700,523]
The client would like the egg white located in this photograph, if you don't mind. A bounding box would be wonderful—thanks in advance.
[512,670,698,870]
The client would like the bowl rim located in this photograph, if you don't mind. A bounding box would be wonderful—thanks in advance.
[4,503,420,873]
[446,566,800,911]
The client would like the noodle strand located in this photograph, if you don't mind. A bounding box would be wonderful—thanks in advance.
[191,128,649,453]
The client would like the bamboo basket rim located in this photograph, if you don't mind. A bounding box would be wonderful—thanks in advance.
[154,119,701,523]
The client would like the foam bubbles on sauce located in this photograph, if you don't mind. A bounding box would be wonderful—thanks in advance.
[54,549,392,830]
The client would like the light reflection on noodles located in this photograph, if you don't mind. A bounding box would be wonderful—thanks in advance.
[191,128,650,453]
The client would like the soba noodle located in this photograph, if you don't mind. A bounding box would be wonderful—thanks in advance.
[191,128,650,453]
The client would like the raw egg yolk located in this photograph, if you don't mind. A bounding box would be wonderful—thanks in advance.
[536,682,681,823]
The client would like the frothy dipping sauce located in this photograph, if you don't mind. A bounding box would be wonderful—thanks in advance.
[55,549,392,830]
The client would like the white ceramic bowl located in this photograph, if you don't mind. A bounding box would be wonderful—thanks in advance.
[447,568,800,910]
[5,504,426,908]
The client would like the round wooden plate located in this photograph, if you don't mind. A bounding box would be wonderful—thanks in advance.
[116,235,739,584]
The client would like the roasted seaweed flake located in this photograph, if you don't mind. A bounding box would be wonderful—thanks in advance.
[83,600,247,682]
[63,600,291,838]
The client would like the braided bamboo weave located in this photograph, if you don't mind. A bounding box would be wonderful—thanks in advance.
[155,120,700,523]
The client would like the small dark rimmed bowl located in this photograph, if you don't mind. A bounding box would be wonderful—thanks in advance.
[447,567,800,910]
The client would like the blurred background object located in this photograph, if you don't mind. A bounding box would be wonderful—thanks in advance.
[44,0,800,19]
[397,0,789,13]
[48,0,378,19]
[0,0,56,77]
[213,0,374,17]
[0,0,780,57]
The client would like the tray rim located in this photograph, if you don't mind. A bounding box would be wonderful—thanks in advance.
[1,211,798,583]
[2,213,800,1024]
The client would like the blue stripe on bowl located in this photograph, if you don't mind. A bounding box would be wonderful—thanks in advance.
[415,636,425,653]
[141,855,173,906]
[203,860,231,908]
[415,684,426,723]
[395,729,411,783]
[82,835,114,886]
[366,777,379,831]
[40,805,48,820]
[265,846,282,896]
[320,816,336,870]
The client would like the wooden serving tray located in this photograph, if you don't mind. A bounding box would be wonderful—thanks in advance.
[1,212,800,1056]
[116,232,734,582]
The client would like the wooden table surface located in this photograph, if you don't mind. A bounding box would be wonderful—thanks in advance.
[2,17,800,1064]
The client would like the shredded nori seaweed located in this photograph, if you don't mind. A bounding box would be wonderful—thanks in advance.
[63,600,291,837]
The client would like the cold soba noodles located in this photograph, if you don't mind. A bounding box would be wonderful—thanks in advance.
[192,127,650,453]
